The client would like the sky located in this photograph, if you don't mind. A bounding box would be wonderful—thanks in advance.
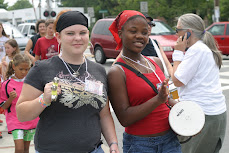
[4,0,58,7]
[5,0,39,7]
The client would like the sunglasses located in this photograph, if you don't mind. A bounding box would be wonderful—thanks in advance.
[175,28,188,33]
[148,22,155,27]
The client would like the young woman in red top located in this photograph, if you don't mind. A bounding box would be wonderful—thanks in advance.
[108,10,181,153]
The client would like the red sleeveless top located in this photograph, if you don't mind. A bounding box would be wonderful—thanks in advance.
[117,57,170,135]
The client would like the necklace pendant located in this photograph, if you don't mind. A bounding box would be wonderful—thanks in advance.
[73,72,79,77]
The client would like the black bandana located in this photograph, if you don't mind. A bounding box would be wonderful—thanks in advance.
[56,11,88,32]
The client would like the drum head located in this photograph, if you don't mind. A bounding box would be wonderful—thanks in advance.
[169,101,205,136]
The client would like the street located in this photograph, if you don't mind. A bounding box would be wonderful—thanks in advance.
[0,53,229,153]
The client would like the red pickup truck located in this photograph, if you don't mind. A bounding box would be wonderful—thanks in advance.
[206,22,229,55]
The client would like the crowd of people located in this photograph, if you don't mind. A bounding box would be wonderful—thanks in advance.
[0,9,227,153]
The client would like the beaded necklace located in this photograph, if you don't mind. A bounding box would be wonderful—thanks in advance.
[121,54,162,83]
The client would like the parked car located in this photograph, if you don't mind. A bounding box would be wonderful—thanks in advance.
[18,23,36,38]
[90,18,178,64]
[206,22,229,55]
[2,22,29,51]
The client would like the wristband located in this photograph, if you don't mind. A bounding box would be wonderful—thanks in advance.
[39,94,51,108]
[109,142,118,147]
[172,50,184,61]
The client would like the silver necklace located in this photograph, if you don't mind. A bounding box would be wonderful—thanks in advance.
[121,54,162,83]
[65,56,85,77]
[59,55,89,84]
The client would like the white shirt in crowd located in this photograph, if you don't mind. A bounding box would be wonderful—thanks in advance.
[175,40,226,115]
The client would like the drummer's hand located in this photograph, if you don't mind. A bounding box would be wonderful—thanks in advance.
[156,78,169,104]
[174,35,187,52]
[168,98,179,107]
[43,82,61,105]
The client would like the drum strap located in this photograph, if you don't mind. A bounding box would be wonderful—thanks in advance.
[116,62,158,93]
[5,79,12,113]
[115,62,171,109]
[116,62,193,144]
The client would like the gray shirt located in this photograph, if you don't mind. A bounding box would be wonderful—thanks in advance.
[25,56,108,153]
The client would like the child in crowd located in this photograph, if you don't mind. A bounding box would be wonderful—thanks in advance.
[33,19,58,61]
[0,54,39,153]
[1,39,20,81]
[0,23,9,135]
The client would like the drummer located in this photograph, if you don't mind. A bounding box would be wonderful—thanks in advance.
[108,10,182,153]
[163,13,227,153]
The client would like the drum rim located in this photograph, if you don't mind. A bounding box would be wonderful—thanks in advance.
[169,101,205,136]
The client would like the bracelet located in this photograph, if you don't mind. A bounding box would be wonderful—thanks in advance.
[39,94,51,108]
[109,142,118,147]
[172,50,184,61]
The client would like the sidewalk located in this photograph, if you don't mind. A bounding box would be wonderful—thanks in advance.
[0,114,35,153]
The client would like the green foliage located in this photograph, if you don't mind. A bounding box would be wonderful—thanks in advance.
[7,0,33,10]
[59,0,227,27]
[0,0,8,9]
[220,0,229,21]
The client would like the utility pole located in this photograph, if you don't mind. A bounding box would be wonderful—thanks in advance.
[39,0,41,19]
[46,0,51,19]
[32,0,37,20]
[43,0,56,19]
[214,0,220,22]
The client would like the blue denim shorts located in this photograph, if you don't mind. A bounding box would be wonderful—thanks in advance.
[123,130,181,153]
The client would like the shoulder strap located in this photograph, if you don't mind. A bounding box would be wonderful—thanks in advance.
[152,39,159,48]
[151,38,169,77]
[115,62,158,94]
[5,79,11,98]
[5,79,12,113]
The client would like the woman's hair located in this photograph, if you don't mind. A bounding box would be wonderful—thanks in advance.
[35,19,46,33]
[0,22,8,37]
[179,13,222,68]
[6,53,31,79]
[53,9,71,33]
[5,39,20,56]
[45,19,54,27]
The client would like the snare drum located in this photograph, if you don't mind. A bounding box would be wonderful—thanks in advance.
[169,101,205,137]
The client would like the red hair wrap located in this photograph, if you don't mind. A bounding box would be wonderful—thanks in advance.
[109,10,146,50]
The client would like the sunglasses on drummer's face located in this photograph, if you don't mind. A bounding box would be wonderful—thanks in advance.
[148,22,155,27]
[175,27,188,33]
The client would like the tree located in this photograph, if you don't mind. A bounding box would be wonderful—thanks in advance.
[59,0,226,27]
[220,0,229,21]
[0,0,8,9]
[7,0,33,10]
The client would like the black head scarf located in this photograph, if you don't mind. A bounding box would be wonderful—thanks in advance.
[56,11,88,32]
